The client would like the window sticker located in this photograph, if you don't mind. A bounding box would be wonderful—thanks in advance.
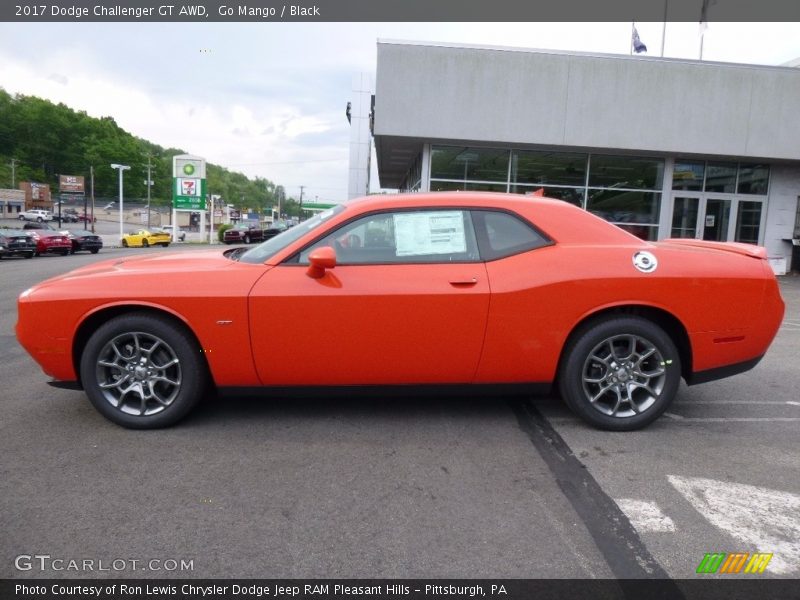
[394,211,466,256]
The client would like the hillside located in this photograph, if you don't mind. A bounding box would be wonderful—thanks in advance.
[0,88,291,213]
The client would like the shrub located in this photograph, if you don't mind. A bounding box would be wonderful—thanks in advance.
[217,223,233,243]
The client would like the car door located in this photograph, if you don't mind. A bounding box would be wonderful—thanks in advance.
[249,208,490,386]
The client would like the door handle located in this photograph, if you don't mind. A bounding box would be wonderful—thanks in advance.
[449,277,478,286]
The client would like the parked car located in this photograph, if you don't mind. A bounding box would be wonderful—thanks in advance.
[23,221,56,231]
[263,224,288,240]
[16,192,784,430]
[61,209,80,223]
[223,222,264,244]
[27,230,72,256]
[0,229,37,259]
[19,209,53,222]
[121,228,171,248]
[61,229,103,254]
[162,225,186,242]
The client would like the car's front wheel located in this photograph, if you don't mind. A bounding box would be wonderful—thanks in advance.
[558,316,681,431]
[79,313,207,428]
[142,239,149,247]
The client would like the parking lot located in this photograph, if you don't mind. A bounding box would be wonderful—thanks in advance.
[1,246,798,580]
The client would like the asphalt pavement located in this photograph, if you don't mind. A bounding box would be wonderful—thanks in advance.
[1,247,798,580]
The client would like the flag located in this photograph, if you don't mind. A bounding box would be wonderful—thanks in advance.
[632,25,648,53]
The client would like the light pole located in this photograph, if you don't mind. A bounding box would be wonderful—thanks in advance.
[110,163,130,244]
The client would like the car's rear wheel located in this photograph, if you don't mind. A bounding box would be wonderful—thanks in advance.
[122,239,128,248]
[558,316,681,431]
[161,243,169,247]
[142,239,149,247]
[243,235,250,244]
[79,313,207,429]
[90,249,99,254]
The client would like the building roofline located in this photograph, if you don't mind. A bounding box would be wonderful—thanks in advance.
[376,38,800,73]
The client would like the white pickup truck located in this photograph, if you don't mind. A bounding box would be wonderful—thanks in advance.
[19,209,54,222]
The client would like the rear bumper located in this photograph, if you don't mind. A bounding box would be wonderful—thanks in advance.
[686,355,764,385]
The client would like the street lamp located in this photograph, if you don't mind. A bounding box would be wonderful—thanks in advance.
[110,163,130,244]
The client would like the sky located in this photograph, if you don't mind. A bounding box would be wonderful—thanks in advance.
[0,21,798,203]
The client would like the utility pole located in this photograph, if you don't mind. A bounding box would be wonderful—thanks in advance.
[10,158,17,188]
[299,185,305,218]
[145,154,153,228]
[90,166,95,233]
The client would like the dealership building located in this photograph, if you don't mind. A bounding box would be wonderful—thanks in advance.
[371,40,800,272]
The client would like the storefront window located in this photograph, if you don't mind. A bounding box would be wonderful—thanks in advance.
[737,164,770,195]
[704,162,737,193]
[587,189,661,241]
[510,185,584,207]
[588,155,664,190]
[735,201,762,244]
[430,181,507,193]
[510,151,587,187]
[672,160,705,191]
[430,146,509,182]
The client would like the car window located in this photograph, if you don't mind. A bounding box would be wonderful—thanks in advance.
[472,210,551,260]
[296,209,480,265]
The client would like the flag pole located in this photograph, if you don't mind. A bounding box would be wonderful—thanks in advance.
[630,21,634,55]
[660,0,668,57]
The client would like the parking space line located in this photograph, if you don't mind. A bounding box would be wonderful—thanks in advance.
[616,499,676,533]
[668,475,800,574]
[674,400,796,405]
[664,413,800,422]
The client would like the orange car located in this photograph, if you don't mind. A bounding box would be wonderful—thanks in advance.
[16,192,784,430]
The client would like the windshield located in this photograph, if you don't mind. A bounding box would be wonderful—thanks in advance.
[237,204,346,264]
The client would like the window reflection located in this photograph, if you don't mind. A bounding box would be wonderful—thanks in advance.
[588,155,664,190]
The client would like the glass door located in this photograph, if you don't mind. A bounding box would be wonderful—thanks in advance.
[702,198,731,241]
[671,196,699,238]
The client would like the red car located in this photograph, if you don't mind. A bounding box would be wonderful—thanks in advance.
[27,230,73,256]
[16,192,784,430]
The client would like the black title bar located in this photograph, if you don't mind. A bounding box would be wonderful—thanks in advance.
[3,0,800,22]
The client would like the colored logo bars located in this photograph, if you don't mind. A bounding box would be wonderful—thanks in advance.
[696,552,773,574]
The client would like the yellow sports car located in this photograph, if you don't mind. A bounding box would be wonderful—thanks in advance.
[121,228,172,248]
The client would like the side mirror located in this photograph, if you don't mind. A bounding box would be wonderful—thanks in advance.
[306,246,336,279]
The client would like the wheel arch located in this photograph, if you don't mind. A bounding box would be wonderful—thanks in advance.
[557,304,693,383]
[72,304,213,388]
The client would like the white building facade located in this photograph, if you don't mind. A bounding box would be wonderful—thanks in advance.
[373,41,800,270]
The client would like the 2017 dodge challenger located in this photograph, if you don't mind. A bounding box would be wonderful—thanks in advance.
[16,193,784,430]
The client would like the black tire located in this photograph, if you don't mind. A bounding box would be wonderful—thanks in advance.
[122,239,128,248]
[243,235,250,244]
[90,248,99,254]
[24,252,33,259]
[161,243,169,247]
[558,316,681,431]
[37,217,43,222]
[79,313,207,429]
[142,239,149,248]
[18,215,25,220]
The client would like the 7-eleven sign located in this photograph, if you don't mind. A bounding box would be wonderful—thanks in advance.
[180,178,198,196]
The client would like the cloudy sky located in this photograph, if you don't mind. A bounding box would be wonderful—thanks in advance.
[1,21,798,202]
